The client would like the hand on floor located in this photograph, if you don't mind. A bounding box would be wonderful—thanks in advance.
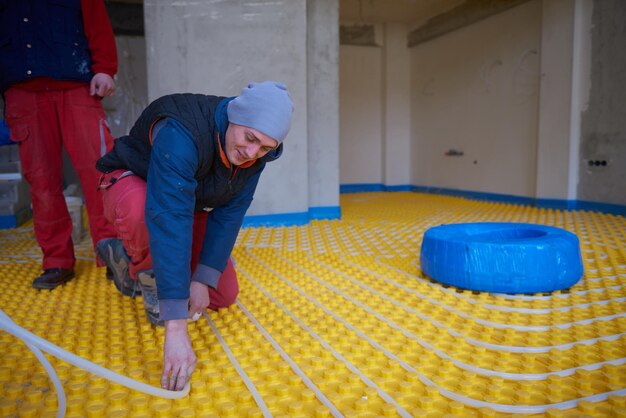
[162,319,196,391]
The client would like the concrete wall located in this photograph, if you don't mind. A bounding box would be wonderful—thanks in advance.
[410,0,541,196]
[113,0,624,219]
[339,44,383,184]
[307,0,340,213]
[339,23,411,188]
[535,0,586,202]
[383,24,411,187]
[103,36,149,139]
[579,0,626,206]
[144,0,309,217]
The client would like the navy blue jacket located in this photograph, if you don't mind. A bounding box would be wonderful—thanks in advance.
[0,0,93,93]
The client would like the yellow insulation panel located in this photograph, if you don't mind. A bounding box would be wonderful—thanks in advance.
[0,192,625,417]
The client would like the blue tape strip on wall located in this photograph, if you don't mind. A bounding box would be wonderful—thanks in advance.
[420,223,584,294]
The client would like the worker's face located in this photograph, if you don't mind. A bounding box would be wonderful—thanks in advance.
[224,123,278,166]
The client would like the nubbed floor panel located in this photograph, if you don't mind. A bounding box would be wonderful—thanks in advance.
[0,192,625,417]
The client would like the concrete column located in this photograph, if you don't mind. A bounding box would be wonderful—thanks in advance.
[383,23,411,187]
[307,0,340,218]
[579,0,625,206]
[144,0,308,218]
[535,0,592,201]
[104,37,148,139]
[339,44,383,185]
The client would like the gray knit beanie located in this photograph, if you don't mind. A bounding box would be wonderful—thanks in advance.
[227,81,294,144]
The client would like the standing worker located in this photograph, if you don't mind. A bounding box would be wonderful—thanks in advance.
[0,0,118,288]
[96,81,294,390]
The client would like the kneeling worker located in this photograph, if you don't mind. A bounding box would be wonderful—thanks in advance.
[95,81,293,390]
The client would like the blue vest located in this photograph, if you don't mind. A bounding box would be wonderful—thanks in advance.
[0,0,93,93]
[96,94,282,212]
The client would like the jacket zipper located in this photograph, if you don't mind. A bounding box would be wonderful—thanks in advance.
[228,166,238,192]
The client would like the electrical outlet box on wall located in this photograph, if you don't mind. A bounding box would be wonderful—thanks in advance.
[585,158,610,172]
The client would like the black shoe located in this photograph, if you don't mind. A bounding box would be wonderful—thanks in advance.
[32,268,75,289]
[105,267,114,281]
[96,238,141,298]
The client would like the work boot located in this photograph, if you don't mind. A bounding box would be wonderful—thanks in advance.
[96,238,141,298]
[137,270,163,326]
[32,268,75,289]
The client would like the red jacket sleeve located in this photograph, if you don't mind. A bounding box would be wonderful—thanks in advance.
[81,0,118,77]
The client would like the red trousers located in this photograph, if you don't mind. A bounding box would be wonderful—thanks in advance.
[4,86,116,269]
[99,170,239,310]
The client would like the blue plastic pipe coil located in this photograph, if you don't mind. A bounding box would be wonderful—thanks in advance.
[420,222,584,294]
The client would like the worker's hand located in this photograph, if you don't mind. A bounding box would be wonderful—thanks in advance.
[162,319,196,391]
[188,281,210,320]
[90,73,116,97]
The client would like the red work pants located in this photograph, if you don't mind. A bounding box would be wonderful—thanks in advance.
[3,86,116,270]
[99,170,239,310]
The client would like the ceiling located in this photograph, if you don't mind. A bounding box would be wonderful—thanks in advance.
[108,0,465,26]
[339,0,465,25]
